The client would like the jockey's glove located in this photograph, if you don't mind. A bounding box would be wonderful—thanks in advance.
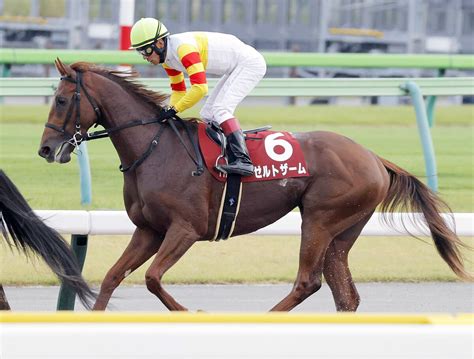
[161,106,177,121]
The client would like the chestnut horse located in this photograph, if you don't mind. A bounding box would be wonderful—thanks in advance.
[38,59,471,312]
[0,169,95,310]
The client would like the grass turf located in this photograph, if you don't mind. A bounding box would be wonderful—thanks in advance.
[1,235,473,285]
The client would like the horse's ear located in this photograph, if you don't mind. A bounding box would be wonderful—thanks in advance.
[54,58,74,77]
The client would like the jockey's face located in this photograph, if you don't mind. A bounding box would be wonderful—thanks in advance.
[140,39,165,65]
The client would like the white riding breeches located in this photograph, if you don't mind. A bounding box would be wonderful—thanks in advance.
[200,53,266,125]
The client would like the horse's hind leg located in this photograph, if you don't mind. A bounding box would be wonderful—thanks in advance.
[0,284,10,310]
[323,212,374,312]
[93,227,162,310]
[270,215,334,312]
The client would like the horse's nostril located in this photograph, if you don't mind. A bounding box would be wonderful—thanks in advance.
[39,146,51,158]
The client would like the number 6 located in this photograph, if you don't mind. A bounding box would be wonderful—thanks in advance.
[264,133,293,162]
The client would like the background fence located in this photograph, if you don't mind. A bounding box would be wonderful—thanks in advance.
[2,49,474,69]
[37,210,474,237]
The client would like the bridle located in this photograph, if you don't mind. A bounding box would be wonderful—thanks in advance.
[44,71,204,175]
[45,72,102,148]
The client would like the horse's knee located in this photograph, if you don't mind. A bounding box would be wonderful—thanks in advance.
[294,277,322,301]
[145,273,161,293]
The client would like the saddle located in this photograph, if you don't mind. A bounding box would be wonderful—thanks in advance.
[205,121,272,172]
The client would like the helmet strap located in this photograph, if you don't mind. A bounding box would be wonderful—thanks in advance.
[152,37,168,63]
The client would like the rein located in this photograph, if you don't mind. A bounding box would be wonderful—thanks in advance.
[45,72,204,176]
[166,117,204,176]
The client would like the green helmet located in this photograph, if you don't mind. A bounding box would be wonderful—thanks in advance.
[129,18,169,49]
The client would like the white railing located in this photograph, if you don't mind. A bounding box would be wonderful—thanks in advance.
[36,211,474,237]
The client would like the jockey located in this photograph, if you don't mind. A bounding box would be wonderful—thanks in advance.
[129,17,266,177]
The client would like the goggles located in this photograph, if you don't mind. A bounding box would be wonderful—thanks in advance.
[136,44,154,57]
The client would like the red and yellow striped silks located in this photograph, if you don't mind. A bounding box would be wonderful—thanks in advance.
[163,38,209,113]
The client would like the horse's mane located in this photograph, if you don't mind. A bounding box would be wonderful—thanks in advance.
[70,62,169,110]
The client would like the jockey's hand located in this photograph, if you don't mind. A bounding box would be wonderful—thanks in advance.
[161,106,177,120]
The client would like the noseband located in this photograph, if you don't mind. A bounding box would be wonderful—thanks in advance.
[45,72,102,147]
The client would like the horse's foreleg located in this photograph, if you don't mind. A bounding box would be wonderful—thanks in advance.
[270,217,333,312]
[323,212,373,312]
[93,227,162,310]
[0,284,11,310]
[144,222,198,311]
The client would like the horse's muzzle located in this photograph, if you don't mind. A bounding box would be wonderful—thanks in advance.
[38,144,52,161]
[38,144,56,163]
[38,142,73,163]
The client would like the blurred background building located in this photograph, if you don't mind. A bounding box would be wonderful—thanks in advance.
[1,0,472,104]
[1,0,472,54]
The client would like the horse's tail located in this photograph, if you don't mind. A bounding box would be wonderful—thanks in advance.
[0,170,96,308]
[377,157,472,281]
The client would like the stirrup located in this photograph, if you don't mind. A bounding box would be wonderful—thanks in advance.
[219,163,254,177]
[214,162,228,177]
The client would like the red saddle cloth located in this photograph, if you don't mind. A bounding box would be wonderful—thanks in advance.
[198,123,310,183]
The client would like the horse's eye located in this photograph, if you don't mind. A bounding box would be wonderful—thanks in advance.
[56,96,67,106]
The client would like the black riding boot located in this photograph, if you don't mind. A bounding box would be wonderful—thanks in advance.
[220,130,254,176]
